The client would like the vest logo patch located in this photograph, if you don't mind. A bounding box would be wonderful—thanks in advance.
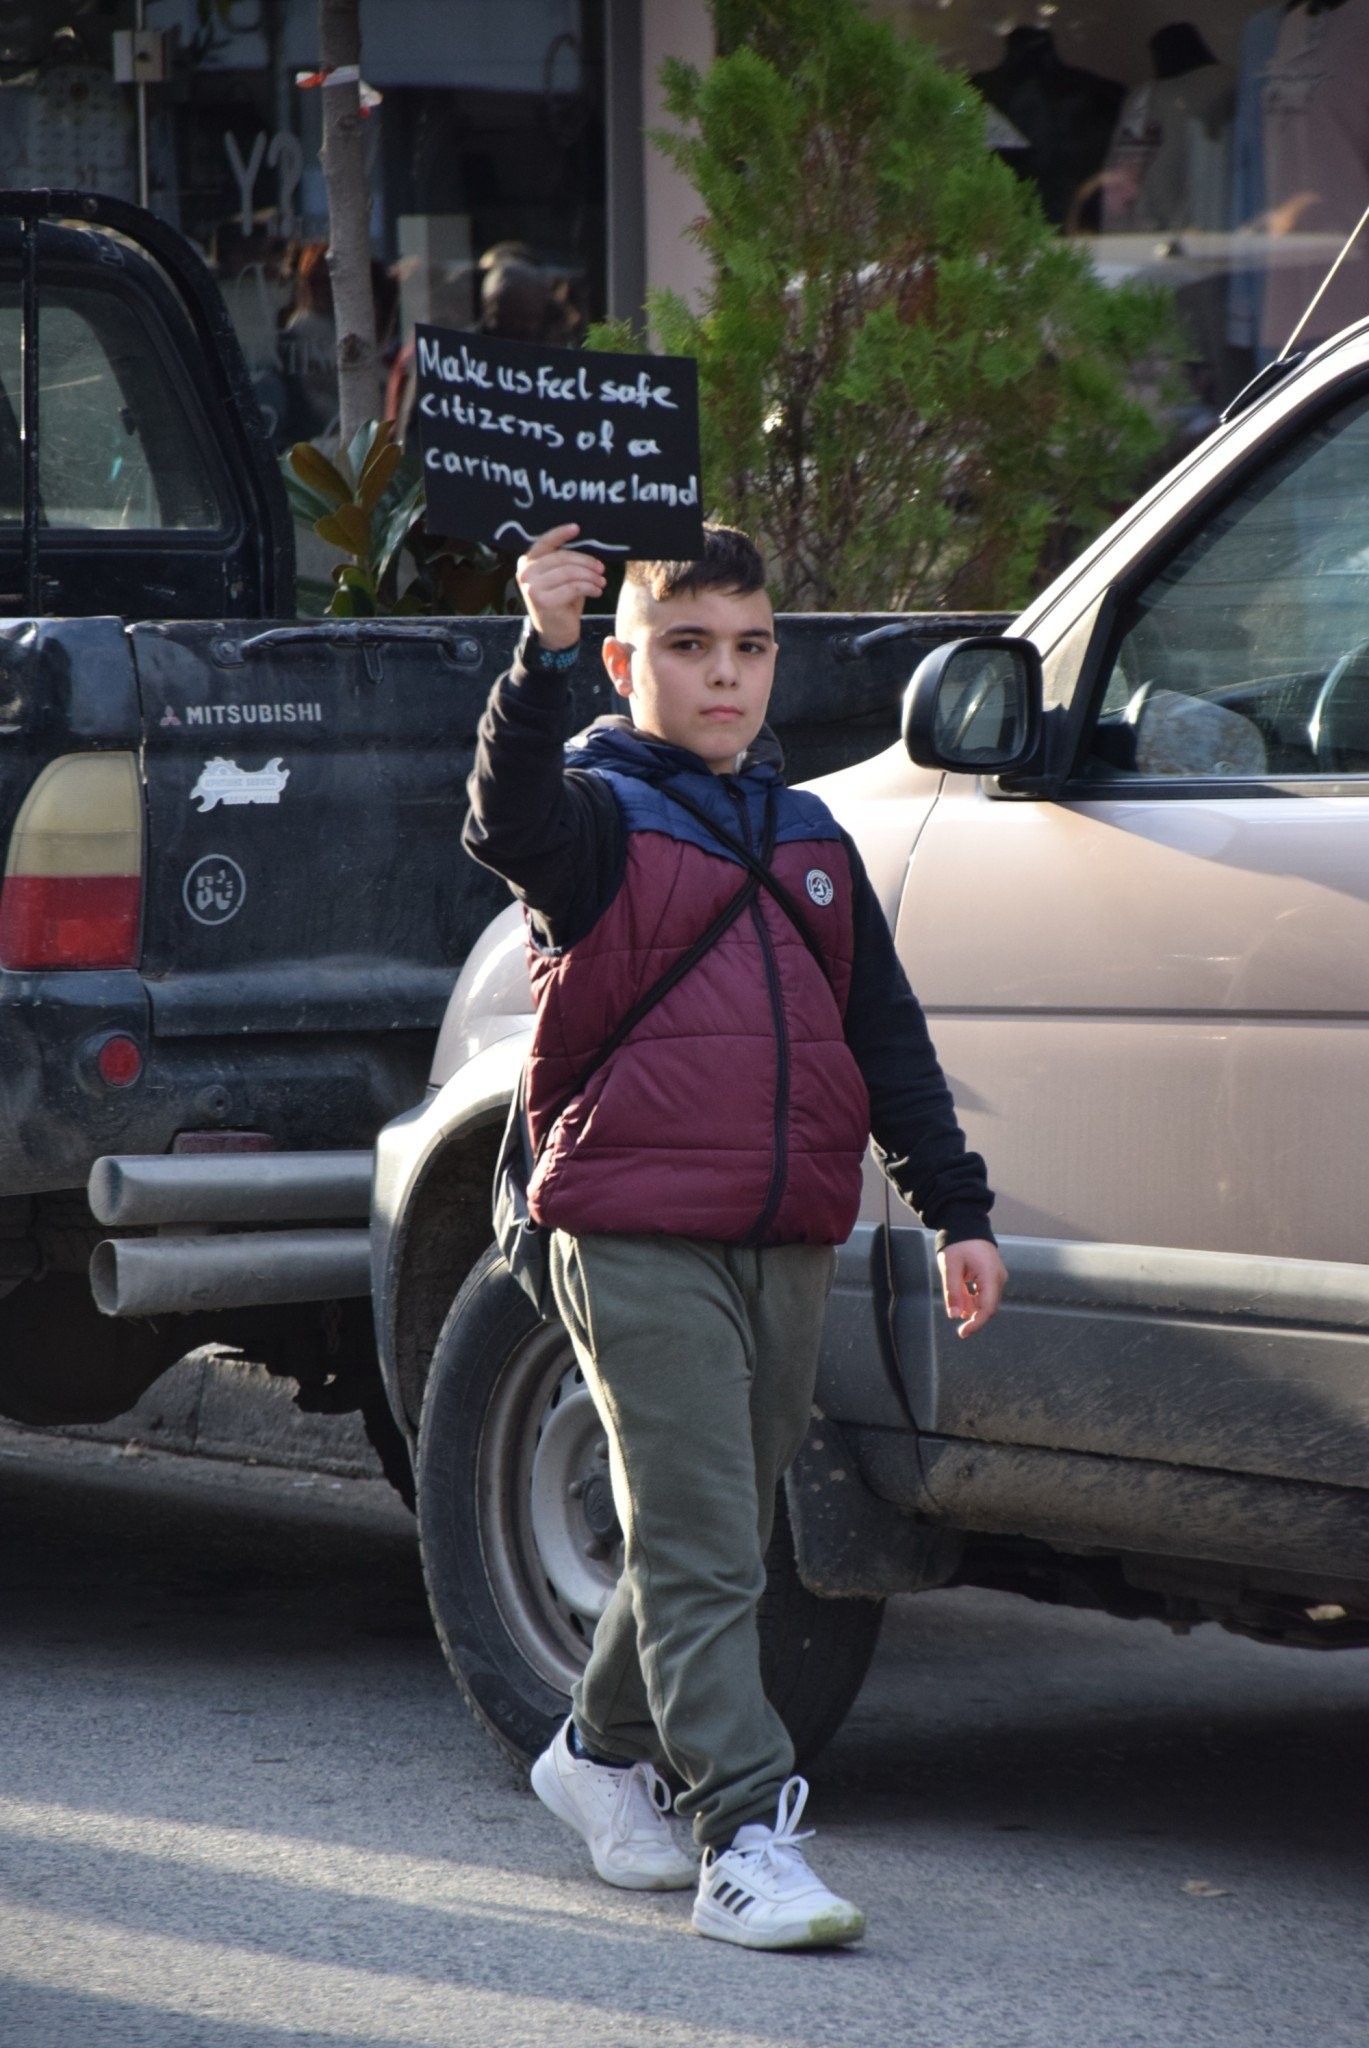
[805,868,834,907]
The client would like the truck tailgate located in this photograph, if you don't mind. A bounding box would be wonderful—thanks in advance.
[131,621,517,1036]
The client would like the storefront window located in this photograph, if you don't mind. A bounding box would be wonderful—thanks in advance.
[880,1,1369,434]
[7,2,1365,468]
[0,1,605,452]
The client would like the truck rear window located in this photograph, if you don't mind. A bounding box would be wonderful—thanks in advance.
[0,286,225,532]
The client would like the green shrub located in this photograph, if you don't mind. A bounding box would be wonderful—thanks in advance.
[601,0,1178,611]
[283,420,512,617]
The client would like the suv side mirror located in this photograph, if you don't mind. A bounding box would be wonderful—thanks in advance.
[903,636,1043,774]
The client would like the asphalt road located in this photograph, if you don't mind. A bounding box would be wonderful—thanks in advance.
[2,1424,1367,2048]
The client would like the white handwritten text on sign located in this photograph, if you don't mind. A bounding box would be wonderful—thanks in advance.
[414,326,704,560]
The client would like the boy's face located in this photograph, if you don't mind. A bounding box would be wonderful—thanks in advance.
[603,581,777,774]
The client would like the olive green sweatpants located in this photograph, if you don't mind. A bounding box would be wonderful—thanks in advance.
[548,1230,837,1849]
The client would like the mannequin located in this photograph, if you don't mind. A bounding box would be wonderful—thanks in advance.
[972,27,1125,228]
[1260,0,1369,352]
[1101,23,1235,234]
[1150,23,1219,78]
[1099,24,1239,419]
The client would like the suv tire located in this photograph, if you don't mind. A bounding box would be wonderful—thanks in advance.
[416,1243,884,1767]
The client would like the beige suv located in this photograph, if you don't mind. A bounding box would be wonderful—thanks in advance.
[371,318,1369,1766]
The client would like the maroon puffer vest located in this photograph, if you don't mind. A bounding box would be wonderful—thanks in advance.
[523,734,871,1247]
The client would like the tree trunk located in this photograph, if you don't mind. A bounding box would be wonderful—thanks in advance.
[317,0,378,455]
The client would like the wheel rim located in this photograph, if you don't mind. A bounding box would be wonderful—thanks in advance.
[476,1320,622,1694]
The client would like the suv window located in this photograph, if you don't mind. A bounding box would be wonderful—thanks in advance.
[1084,389,1369,781]
[0,285,225,531]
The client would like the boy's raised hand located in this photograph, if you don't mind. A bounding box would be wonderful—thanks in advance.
[516,524,607,650]
[937,1239,1008,1340]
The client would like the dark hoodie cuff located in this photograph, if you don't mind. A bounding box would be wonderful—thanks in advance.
[934,1213,998,1255]
[504,657,573,707]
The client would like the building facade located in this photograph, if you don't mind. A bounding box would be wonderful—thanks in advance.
[1,1,1363,445]
[0,0,679,446]
[877,1,1369,424]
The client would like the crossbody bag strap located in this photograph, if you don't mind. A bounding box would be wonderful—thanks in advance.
[655,782,834,983]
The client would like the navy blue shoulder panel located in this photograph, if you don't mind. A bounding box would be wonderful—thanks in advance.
[590,766,844,862]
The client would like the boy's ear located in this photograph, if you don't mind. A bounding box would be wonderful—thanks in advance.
[603,635,634,699]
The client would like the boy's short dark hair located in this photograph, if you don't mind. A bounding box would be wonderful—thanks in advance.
[624,524,766,604]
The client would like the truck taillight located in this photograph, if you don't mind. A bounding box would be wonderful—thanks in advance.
[0,753,143,970]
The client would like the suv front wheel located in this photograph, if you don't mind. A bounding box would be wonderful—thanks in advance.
[416,1242,884,1767]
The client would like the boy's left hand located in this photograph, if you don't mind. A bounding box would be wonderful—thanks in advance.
[937,1239,1007,1339]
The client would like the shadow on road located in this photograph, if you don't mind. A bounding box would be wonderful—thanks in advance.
[3,1429,1369,2048]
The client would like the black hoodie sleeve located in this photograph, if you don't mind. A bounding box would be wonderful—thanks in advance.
[461,659,624,950]
[840,832,996,1251]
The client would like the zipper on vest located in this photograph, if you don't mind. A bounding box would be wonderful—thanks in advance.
[750,901,790,1242]
[726,781,790,1244]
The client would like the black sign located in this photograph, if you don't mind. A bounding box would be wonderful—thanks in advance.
[413,325,705,561]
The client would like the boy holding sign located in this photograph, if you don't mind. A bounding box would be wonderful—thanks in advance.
[463,522,1005,1951]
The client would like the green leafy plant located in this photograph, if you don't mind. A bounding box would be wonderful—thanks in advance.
[283,419,513,616]
[593,0,1179,612]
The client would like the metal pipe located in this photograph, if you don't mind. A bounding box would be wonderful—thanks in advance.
[88,1151,375,1228]
[135,0,149,210]
[90,1229,372,1317]
[21,207,39,615]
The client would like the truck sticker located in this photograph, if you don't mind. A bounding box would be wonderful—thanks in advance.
[182,854,247,925]
[190,758,290,812]
[184,702,323,728]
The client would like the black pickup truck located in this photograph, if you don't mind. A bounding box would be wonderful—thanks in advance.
[0,191,974,1472]
[0,190,525,1453]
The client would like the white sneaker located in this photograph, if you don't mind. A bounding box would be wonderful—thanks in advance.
[530,1720,697,1891]
[692,1777,865,1950]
